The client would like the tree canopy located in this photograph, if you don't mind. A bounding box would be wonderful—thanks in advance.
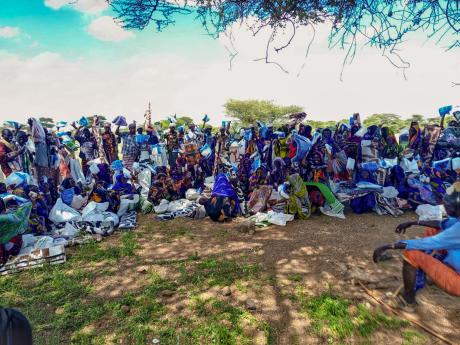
[38,117,55,129]
[109,0,459,62]
[224,99,303,126]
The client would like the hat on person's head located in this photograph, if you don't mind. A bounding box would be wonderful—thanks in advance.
[112,116,128,126]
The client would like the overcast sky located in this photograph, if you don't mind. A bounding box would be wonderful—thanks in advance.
[0,0,459,126]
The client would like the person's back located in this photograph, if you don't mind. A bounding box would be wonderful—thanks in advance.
[0,307,32,345]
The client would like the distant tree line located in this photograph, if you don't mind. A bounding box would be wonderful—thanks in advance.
[223,99,446,133]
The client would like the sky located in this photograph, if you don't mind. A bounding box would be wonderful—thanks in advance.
[0,0,459,126]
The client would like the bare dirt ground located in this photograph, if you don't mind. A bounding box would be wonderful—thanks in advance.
[112,211,460,344]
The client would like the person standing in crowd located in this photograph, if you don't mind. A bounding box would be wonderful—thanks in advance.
[74,124,98,177]
[116,122,139,171]
[146,125,159,146]
[0,129,23,178]
[15,131,33,176]
[27,118,49,183]
[165,124,180,168]
[101,122,118,164]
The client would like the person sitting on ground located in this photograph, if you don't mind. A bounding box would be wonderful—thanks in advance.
[373,181,460,311]
[199,173,240,222]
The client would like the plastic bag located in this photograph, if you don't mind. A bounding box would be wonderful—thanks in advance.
[154,199,169,214]
[382,186,399,199]
[416,204,446,221]
[49,198,82,223]
[34,236,54,249]
[185,189,200,201]
[21,234,38,248]
[5,172,31,188]
[82,202,109,219]
[291,133,312,164]
[71,194,87,210]
[54,222,80,238]
[138,168,151,198]
[167,199,192,213]
[400,157,420,174]
[117,194,140,217]
[204,176,215,189]
[346,158,355,171]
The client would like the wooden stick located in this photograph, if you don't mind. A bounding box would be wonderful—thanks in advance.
[359,282,454,345]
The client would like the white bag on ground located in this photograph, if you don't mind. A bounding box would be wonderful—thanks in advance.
[416,204,446,221]
[154,199,169,214]
[21,234,38,248]
[71,194,88,210]
[34,236,54,249]
[167,199,192,212]
[117,194,140,217]
[82,201,109,218]
[185,189,200,201]
[49,198,82,223]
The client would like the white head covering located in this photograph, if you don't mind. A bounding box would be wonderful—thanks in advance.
[30,118,46,143]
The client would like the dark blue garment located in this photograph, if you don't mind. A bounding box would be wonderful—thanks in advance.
[212,173,240,213]
[148,133,159,145]
[350,193,375,214]
[415,269,426,292]
[61,187,75,206]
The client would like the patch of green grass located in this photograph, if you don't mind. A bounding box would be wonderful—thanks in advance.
[293,287,407,342]
[71,232,139,263]
[402,330,426,345]
[180,297,256,345]
[178,257,259,288]
[164,225,193,241]
[261,321,277,345]
[235,281,248,293]
[0,264,109,345]
[288,273,303,282]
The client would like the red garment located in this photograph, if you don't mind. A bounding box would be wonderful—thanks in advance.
[288,141,297,159]
[0,142,13,177]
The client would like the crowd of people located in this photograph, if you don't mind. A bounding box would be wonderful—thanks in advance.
[0,106,459,309]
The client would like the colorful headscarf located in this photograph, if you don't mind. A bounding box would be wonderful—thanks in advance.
[408,121,421,151]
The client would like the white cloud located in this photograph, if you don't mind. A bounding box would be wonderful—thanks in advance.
[0,26,20,38]
[87,16,134,42]
[44,0,108,14]
[73,0,108,13]
[44,0,68,10]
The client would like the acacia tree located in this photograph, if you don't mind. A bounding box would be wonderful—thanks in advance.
[108,0,459,77]
[38,117,55,129]
[224,99,303,126]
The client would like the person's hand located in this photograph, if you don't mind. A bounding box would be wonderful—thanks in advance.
[395,221,414,234]
[373,244,393,263]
